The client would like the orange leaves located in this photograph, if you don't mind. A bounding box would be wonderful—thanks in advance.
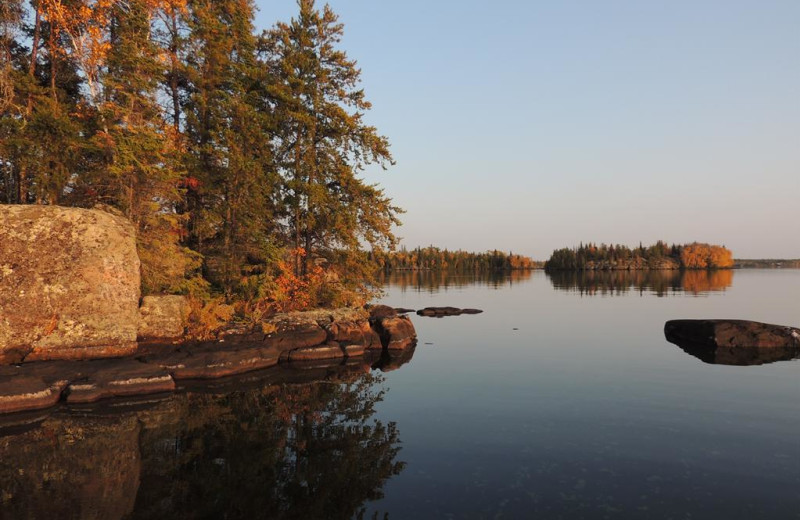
[270,248,325,312]
[679,243,733,269]
[39,0,121,105]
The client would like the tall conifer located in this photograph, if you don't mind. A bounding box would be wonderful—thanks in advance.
[184,0,278,297]
[261,0,401,296]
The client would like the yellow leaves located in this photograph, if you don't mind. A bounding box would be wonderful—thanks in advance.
[679,243,733,269]
[39,0,120,102]
[186,297,235,340]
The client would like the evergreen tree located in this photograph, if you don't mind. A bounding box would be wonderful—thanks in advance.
[95,0,198,293]
[183,0,278,297]
[261,0,401,294]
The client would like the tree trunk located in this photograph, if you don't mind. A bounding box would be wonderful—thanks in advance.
[26,5,41,113]
[169,11,180,131]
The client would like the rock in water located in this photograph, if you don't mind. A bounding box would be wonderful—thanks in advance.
[0,205,141,363]
[664,319,800,349]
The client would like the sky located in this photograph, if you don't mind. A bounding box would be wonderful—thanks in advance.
[254,1,800,260]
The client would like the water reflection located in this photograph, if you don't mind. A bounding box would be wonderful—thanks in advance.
[664,329,800,366]
[0,356,409,520]
[380,269,533,293]
[547,269,733,296]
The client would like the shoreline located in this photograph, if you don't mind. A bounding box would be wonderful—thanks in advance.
[0,306,417,416]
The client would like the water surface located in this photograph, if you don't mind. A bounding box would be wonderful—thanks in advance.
[1,269,798,519]
[366,269,800,519]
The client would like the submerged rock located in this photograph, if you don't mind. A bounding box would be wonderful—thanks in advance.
[0,205,140,363]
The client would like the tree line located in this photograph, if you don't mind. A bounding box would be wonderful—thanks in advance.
[370,246,539,273]
[545,241,734,271]
[0,0,400,311]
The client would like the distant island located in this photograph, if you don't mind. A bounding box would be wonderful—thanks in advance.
[545,241,733,271]
[734,259,800,269]
[370,247,541,272]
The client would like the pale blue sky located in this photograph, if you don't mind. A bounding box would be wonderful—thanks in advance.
[255,1,799,259]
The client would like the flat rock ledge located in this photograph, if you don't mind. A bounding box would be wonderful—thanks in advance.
[0,306,416,415]
[416,307,483,318]
[664,319,800,366]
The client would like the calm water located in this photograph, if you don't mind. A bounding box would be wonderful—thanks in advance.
[366,269,800,519]
[1,269,798,519]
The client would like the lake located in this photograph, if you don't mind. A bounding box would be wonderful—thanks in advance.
[366,268,800,519]
[0,269,798,519]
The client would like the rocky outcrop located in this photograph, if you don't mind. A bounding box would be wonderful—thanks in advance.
[369,306,417,350]
[664,319,800,349]
[0,306,417,414]
[0,414,142,519]
[664,319,800,366]
[137,295,190,340]
[0,205,141,363]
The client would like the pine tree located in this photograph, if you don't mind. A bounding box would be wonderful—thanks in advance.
[261,0,401,297]
[183,0,278,297]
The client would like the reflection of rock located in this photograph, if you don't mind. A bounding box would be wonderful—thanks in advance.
[373,347,417,372]
[0,369,406,519]
[0,205,141,363]
[665,319,800,365]
[0,414,142,520]
[674,344,800,366]
[416,306,483,317]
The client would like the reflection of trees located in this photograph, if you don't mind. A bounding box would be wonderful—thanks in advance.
[132,372,403,519]
[0,369,404,520]
[680,269,733,294]
[381,269,532,293]
[547,269,733,296]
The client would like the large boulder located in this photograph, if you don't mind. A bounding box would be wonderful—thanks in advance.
[0,205,141,363]
[664,319,800,349]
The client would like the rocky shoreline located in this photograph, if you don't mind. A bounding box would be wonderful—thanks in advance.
[0,305,416,415]
[0,206,418,415]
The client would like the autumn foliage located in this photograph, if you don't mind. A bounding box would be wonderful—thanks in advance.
[545,241,734,270]
[0,0,400,313]
[679,243,734,269]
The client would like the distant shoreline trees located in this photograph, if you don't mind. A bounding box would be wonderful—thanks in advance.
[544,241,733,271]
[371,246,540,273]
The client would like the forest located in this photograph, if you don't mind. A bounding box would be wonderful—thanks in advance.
[545,241,734,271]
[0,0,401,313]
[370,246,539,273]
